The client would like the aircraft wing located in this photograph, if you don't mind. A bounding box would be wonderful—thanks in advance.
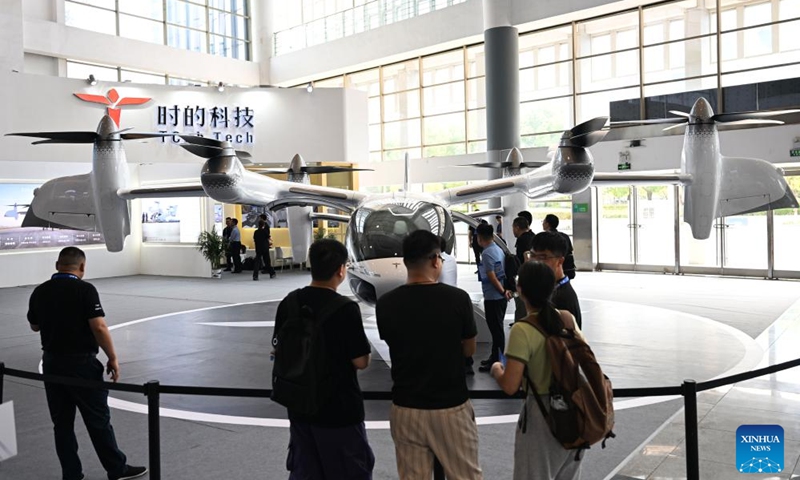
[117,183,207,199]
[434,165,556,206]
[716,157,799,217]
[591,171,692,186]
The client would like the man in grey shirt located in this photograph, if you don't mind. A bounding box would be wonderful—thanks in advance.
[228,218,243,273]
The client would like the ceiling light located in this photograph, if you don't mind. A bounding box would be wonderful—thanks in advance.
[306,82,314,93]
[217,81,225,93]
[87,74,97,86]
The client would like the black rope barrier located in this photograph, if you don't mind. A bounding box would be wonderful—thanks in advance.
[4,355,800,480]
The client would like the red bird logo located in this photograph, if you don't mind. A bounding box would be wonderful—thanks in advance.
[74,89,151,127]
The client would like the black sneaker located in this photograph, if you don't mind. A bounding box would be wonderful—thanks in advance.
[270,273,277,279]
[110,465,148,480]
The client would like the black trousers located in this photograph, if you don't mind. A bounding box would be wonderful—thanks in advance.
[253,249,275,279]
[229,241,242,272]
[42,352,127,480]
[484,299,508,362]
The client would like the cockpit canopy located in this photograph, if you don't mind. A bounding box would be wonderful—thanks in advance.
[346,200,455,262]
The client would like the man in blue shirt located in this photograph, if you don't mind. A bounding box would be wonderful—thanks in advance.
[475,223,512,372]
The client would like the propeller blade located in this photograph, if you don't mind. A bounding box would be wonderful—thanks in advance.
[120,133,173,140]
[610,117,687,127]
[6,131,99,144]
[662,122,688,132]
[235,150,252,159]
[519,161,549,168]
[713,109,800,122]
[179,135,227,147]
[568,117,609,139]
[567,130,608,148]
[302,166,374,174]
[716,119,785,127]
[253,169,291,174]
[668,110,691,118]
[467,162,513,168]
[180,143,225,159]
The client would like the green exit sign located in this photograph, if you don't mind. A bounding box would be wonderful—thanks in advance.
[791,148,800,157]
[573,203,589,213]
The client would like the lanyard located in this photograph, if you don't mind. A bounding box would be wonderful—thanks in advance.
[51,273,80,281]
[557,276,570,287]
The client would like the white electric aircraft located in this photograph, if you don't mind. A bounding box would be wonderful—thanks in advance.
[8,104,797,305]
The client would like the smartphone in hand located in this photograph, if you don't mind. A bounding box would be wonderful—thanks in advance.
[498,351,507,367]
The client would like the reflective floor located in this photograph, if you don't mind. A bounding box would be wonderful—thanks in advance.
[1,266,799,479]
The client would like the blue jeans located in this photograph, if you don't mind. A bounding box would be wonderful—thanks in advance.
[42,352,127,480]
[287,420,374,480]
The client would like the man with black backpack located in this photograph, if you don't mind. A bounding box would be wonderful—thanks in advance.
[271,239,374,479]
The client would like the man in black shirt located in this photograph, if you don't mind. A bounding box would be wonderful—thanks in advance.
[511,216,534,322]
[252,219,276,280]
[222,217,233,271]
[531,232,583,328]
[377,230,482,480]
[543,213,576,279]
[27,247,147,480]
[272,239,373,479]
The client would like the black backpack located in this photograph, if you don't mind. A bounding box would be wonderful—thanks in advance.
[271,290,352,416]
[503,252,521,291]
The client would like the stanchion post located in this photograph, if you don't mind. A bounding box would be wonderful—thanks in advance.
[433,456,445,480]
[0,362,5,402]
[145,380,161,480]
[683,379,699,480]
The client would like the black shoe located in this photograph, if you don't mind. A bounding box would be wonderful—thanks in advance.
[480,358,494,367]
[270,273,277,279]
[110,465,148,480]
[253,277,259,281]
[465,366,475,376]
[478,364,492,373]
[223,267,231,272]
[232,270,242,274]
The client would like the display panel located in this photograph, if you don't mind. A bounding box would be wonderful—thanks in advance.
[141,197,203,243]
[0,183,105,251]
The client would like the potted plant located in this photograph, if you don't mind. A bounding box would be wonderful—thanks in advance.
[196,227,225,278]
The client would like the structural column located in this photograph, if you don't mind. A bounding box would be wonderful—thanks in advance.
[483,0,527,231]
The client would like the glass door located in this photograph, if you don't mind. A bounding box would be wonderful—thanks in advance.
[597,186,634,264]
[722,212,768,271]
[773,176,800,272]
[636,186,675,266]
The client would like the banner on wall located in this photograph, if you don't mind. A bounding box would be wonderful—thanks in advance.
[0,184,105,251]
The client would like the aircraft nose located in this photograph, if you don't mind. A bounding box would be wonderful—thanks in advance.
[505,147,523,166]
[689,98,713,119]
[289,153,305,173]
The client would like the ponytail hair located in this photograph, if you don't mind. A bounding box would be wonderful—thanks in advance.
[517,261,564,335]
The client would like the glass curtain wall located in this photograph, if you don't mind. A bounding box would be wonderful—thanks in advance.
[65,60,215,86]
[302,0,800,162]
[65,0,251,60]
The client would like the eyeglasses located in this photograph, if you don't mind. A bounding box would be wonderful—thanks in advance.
[429,253,444,262]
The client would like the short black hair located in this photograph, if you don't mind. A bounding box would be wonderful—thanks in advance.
[512,217,529,230]
[225,217,231,221]
[231,218,239,225]
[57,247,85,267]
[531,231,567,257]
[495,215,502,220]
[403,230,440,268]
[309,239,348,281]
[517,211,532,225]
[259,213,267,221]
[544,214,560,229]
[257,220,266,229]
[476,222,494,240]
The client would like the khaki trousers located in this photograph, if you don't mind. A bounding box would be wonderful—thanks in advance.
[390,401,483,480]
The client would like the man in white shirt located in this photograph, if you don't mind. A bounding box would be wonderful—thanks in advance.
[439,236,458,287]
